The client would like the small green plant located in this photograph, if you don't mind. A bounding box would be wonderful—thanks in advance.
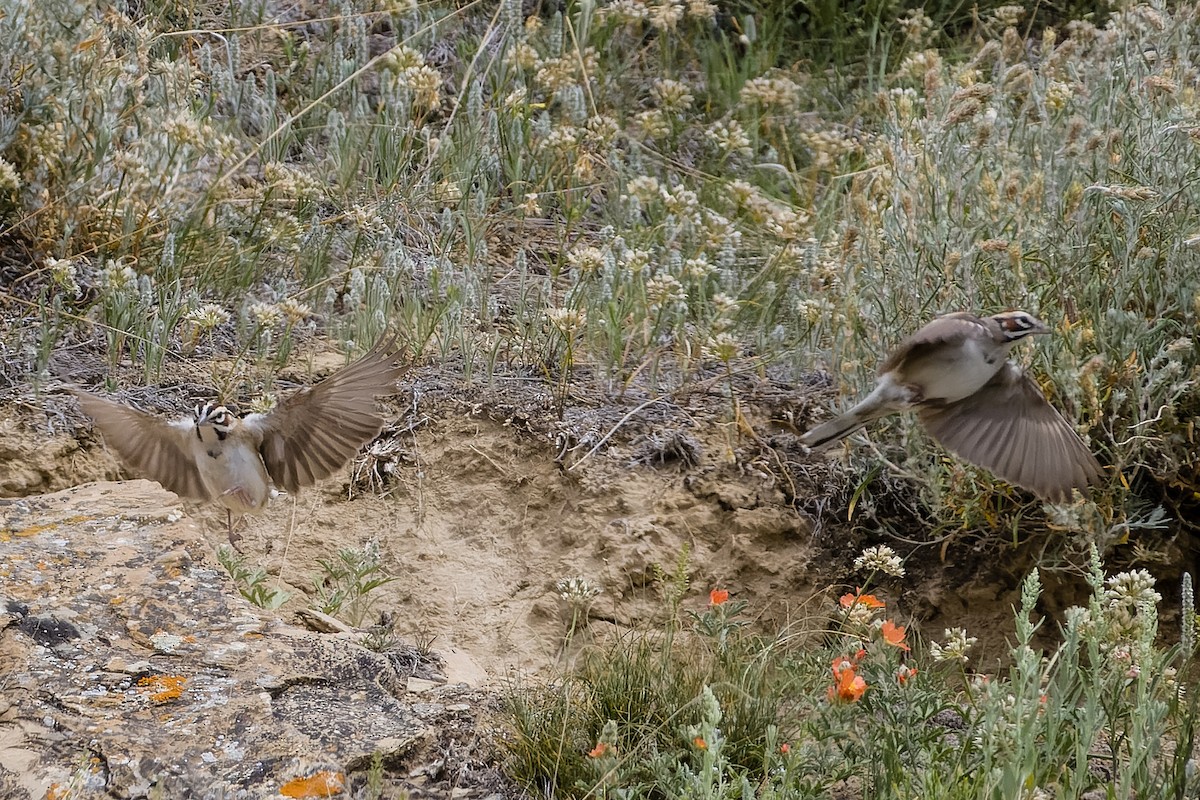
[312,542,397,628]
[216,546,293,610]
[360,750,386,800]
[503,580,797,797]
[651,543,692,621]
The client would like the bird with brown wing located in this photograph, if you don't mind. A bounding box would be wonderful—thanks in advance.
[69,334,405,544]
[800,311,1103,502]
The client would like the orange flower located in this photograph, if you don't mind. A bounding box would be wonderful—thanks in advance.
[709,588,729,606]
[587,742,610,758]
[827,665,867,703]
[839,590,885,609]
[881,620,910,651]
[841,674,867,702]
[693,737,708,750]
[896,664,917,685]
[779,742,790,754]
[830,654,867,702]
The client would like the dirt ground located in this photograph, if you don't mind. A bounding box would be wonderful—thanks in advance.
[4,340,1166,681]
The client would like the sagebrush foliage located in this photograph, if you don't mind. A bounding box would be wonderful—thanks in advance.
[2,1,1196,537]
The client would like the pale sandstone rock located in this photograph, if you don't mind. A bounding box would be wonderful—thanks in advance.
[0,481,504,799]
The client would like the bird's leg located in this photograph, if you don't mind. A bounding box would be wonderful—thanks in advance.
[225,508,243,550]
[216,486,254,551]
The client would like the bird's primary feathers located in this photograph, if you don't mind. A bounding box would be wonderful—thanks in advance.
[70,334,405,517]
[800,311,1103,502]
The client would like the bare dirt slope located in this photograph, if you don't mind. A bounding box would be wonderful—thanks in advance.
[2,355,1112,680]
[5,371,827,681]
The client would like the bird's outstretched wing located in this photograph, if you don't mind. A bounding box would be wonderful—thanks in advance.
[877,313,989,376]
[918,362,1103,502]
[243,334,406,494]
[70,388,213,501]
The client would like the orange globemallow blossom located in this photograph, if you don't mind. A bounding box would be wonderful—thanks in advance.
[881,620,910,651]
[829,655,867,702]
[588,742,610,758]
[828,665,867,703]
[709,588,730,606]
[839,590,885,609]
[896,664,917,685]
[693,737,708,750]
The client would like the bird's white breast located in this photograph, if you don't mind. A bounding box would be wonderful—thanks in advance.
[903,337,1012,403]
[189,427,271,513]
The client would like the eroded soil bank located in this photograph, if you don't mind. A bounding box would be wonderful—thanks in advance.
[4,358,1149,679]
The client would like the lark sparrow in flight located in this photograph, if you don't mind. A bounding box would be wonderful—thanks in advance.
[800,311,1103,502]
[70,334,405,542]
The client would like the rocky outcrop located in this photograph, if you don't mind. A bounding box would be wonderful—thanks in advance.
[0,481,509,799]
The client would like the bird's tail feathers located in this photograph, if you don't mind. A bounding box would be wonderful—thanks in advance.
[800,413,870,450]
[800,388,907,450]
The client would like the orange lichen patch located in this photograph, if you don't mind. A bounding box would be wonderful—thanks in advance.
[2,525,52,542]
[279,771,346,797]
[64,515,93,524]
[45,783,69,800]
[13,523,60,538]
[137,674,187,703]
[109,596,125,605]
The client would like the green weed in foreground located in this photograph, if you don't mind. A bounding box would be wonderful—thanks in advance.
[217,546,293,610]
[312,541,397,628]
[503,545,1199,799]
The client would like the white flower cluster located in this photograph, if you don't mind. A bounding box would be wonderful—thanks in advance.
[930,627,978,663]
[853,545,905,578]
